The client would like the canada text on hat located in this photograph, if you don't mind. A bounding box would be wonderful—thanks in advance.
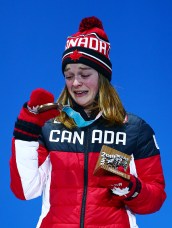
[62,16,112,81]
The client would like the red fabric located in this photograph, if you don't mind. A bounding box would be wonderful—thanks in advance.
[98,169,138,198]
[14,127,39,138]
[124,155,166,214]
[37,151,166,227]
[98,172,131,189]
[79,16,104,32]
[18,88,60,126]
[18,106,59,127]
[28,88,54,107]
[10,138,166,227]
[40,151,130,228]
[37,144,49,167]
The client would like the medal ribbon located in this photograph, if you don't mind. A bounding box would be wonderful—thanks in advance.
[62,106,101,127]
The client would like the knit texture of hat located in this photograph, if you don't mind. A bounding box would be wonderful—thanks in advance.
[62,16,112,81]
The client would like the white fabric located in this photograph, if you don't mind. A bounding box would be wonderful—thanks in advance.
[129,154,138,177]
[111,186,130,196]
[127,154,139,227]
[15,140,50,199]
[126,207,139,228]
[36,165,52,228]
[15,140,51,227]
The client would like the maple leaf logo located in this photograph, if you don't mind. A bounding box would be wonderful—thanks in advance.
[111,186,130,196]
[70,49,82,61]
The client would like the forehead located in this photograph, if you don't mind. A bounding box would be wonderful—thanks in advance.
[64,63,93,72]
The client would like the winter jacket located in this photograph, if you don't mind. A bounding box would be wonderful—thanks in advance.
[10,113,166,228]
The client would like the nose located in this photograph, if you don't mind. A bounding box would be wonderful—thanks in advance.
[72,76,82,87]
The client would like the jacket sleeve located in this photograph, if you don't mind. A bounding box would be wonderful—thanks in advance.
[10,137,50,200]
[124,119,166,214]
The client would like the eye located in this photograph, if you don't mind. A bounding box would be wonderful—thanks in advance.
[65,75,73,80]
[81,74,90,78]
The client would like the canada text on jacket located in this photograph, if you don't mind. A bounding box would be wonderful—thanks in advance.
[49,130,126,145]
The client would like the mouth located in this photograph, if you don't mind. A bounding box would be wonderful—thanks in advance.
[74,91,88,96]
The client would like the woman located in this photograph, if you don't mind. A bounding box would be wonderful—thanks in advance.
[10,16,166,228]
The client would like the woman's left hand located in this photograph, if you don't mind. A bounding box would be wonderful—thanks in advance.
[99,167,142,199]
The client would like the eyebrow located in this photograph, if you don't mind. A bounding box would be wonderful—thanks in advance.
[64,66,92,72]
[79,66,92,70]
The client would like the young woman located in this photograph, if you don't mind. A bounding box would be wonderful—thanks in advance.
[10,16,166,228]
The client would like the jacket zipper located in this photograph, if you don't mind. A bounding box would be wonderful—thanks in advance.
[80,128,89,228]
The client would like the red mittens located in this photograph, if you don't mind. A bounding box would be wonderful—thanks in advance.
[14,88,60,141]
[99,167,141,200]
[19,88,60,126]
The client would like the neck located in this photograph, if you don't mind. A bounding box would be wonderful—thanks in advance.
[84,108,91,117]
[69,97,99,120]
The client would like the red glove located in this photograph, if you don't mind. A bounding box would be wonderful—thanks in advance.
[14,88,60,141]
[98,167,141,200]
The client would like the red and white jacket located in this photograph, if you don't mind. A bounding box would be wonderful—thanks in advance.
[10,113,166,228]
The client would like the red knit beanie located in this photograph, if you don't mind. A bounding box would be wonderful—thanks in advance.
[62,16,112,81]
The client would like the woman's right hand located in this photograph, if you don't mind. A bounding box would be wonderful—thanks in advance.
[13,88,60,141]
[18,88,60,126]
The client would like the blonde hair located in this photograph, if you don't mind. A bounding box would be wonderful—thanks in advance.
[56,74,126,129]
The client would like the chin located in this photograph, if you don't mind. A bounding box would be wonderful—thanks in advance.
[74,98,93,107]
[75,100,88,107]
